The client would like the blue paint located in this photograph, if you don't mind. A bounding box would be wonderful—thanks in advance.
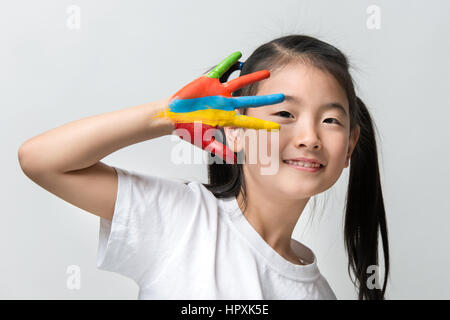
[169,94,285,113]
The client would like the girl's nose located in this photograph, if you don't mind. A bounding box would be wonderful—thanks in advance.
[293,127,322,151]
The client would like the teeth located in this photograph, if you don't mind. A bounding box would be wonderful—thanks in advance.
[284,160,322,168]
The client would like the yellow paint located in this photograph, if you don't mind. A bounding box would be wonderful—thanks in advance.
[154,109,280,131]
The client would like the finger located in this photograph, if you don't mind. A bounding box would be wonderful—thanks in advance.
[231,114,280,131]
[163,109,237,127]
[233,94,285,109]
[225,70,270,92]
[206,51,242,79]
[204,139,237,164]
[169,96,235,113]
[174,122,236,164]
[174,122,218,149]
[170,96,252,113]
[156,108,280,131]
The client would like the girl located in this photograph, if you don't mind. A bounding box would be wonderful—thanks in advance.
[18,34,389,300]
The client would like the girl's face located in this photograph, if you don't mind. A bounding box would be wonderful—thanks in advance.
[226,62,360,200]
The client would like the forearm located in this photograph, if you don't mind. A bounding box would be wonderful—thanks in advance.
[18,97,174,173]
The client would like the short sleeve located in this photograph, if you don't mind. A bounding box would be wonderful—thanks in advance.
[96,166,204,286]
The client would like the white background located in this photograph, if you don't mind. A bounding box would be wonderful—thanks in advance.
[2,0,450,299]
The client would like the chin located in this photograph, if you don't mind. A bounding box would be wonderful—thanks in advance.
[276,182,321,200]
[279,166,338,196]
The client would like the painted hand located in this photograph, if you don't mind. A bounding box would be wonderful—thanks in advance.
[154,51,284,164]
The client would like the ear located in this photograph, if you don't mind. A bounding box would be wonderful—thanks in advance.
[344,125,360,168]
[223,126,245,153]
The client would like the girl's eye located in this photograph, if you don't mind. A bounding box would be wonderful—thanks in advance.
[275,111,294,119]
[324,118,341,125]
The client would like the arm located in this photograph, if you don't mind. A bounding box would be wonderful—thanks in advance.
[17,97,174,221]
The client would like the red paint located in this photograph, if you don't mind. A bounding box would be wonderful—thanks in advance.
[174,122,236,164]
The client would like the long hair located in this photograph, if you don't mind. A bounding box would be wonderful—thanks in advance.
[202,35,390,300]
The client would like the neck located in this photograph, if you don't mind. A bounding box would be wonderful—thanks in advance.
[236,166,310,260]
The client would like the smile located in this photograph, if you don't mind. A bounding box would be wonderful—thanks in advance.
[283,160,324,172]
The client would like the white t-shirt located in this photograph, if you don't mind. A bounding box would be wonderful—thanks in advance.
[97,167,337,300]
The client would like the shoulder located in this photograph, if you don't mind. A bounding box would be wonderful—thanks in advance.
[185,180,218,202]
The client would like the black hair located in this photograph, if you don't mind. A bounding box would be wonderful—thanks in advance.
[202,34,389,300]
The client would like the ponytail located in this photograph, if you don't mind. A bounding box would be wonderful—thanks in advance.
[344,97,390,299]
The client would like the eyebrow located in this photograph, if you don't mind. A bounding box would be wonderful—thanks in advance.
[284,95,348,118]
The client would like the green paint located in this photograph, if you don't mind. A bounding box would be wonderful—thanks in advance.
[207,51,242,79]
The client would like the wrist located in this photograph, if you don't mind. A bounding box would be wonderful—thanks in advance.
[145,98,176,137]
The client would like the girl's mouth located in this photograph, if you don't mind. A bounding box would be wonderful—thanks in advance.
[283,160,325,172]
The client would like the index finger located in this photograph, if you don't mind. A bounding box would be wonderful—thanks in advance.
[206,51,242,79]
[232,94,285,109]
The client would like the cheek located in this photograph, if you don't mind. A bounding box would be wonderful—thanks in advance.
[244,111,281,156]
[263,130,286,160]
[242,129,284,164]
[326,135,349,166]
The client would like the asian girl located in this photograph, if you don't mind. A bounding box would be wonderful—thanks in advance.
[18,34,389,300]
